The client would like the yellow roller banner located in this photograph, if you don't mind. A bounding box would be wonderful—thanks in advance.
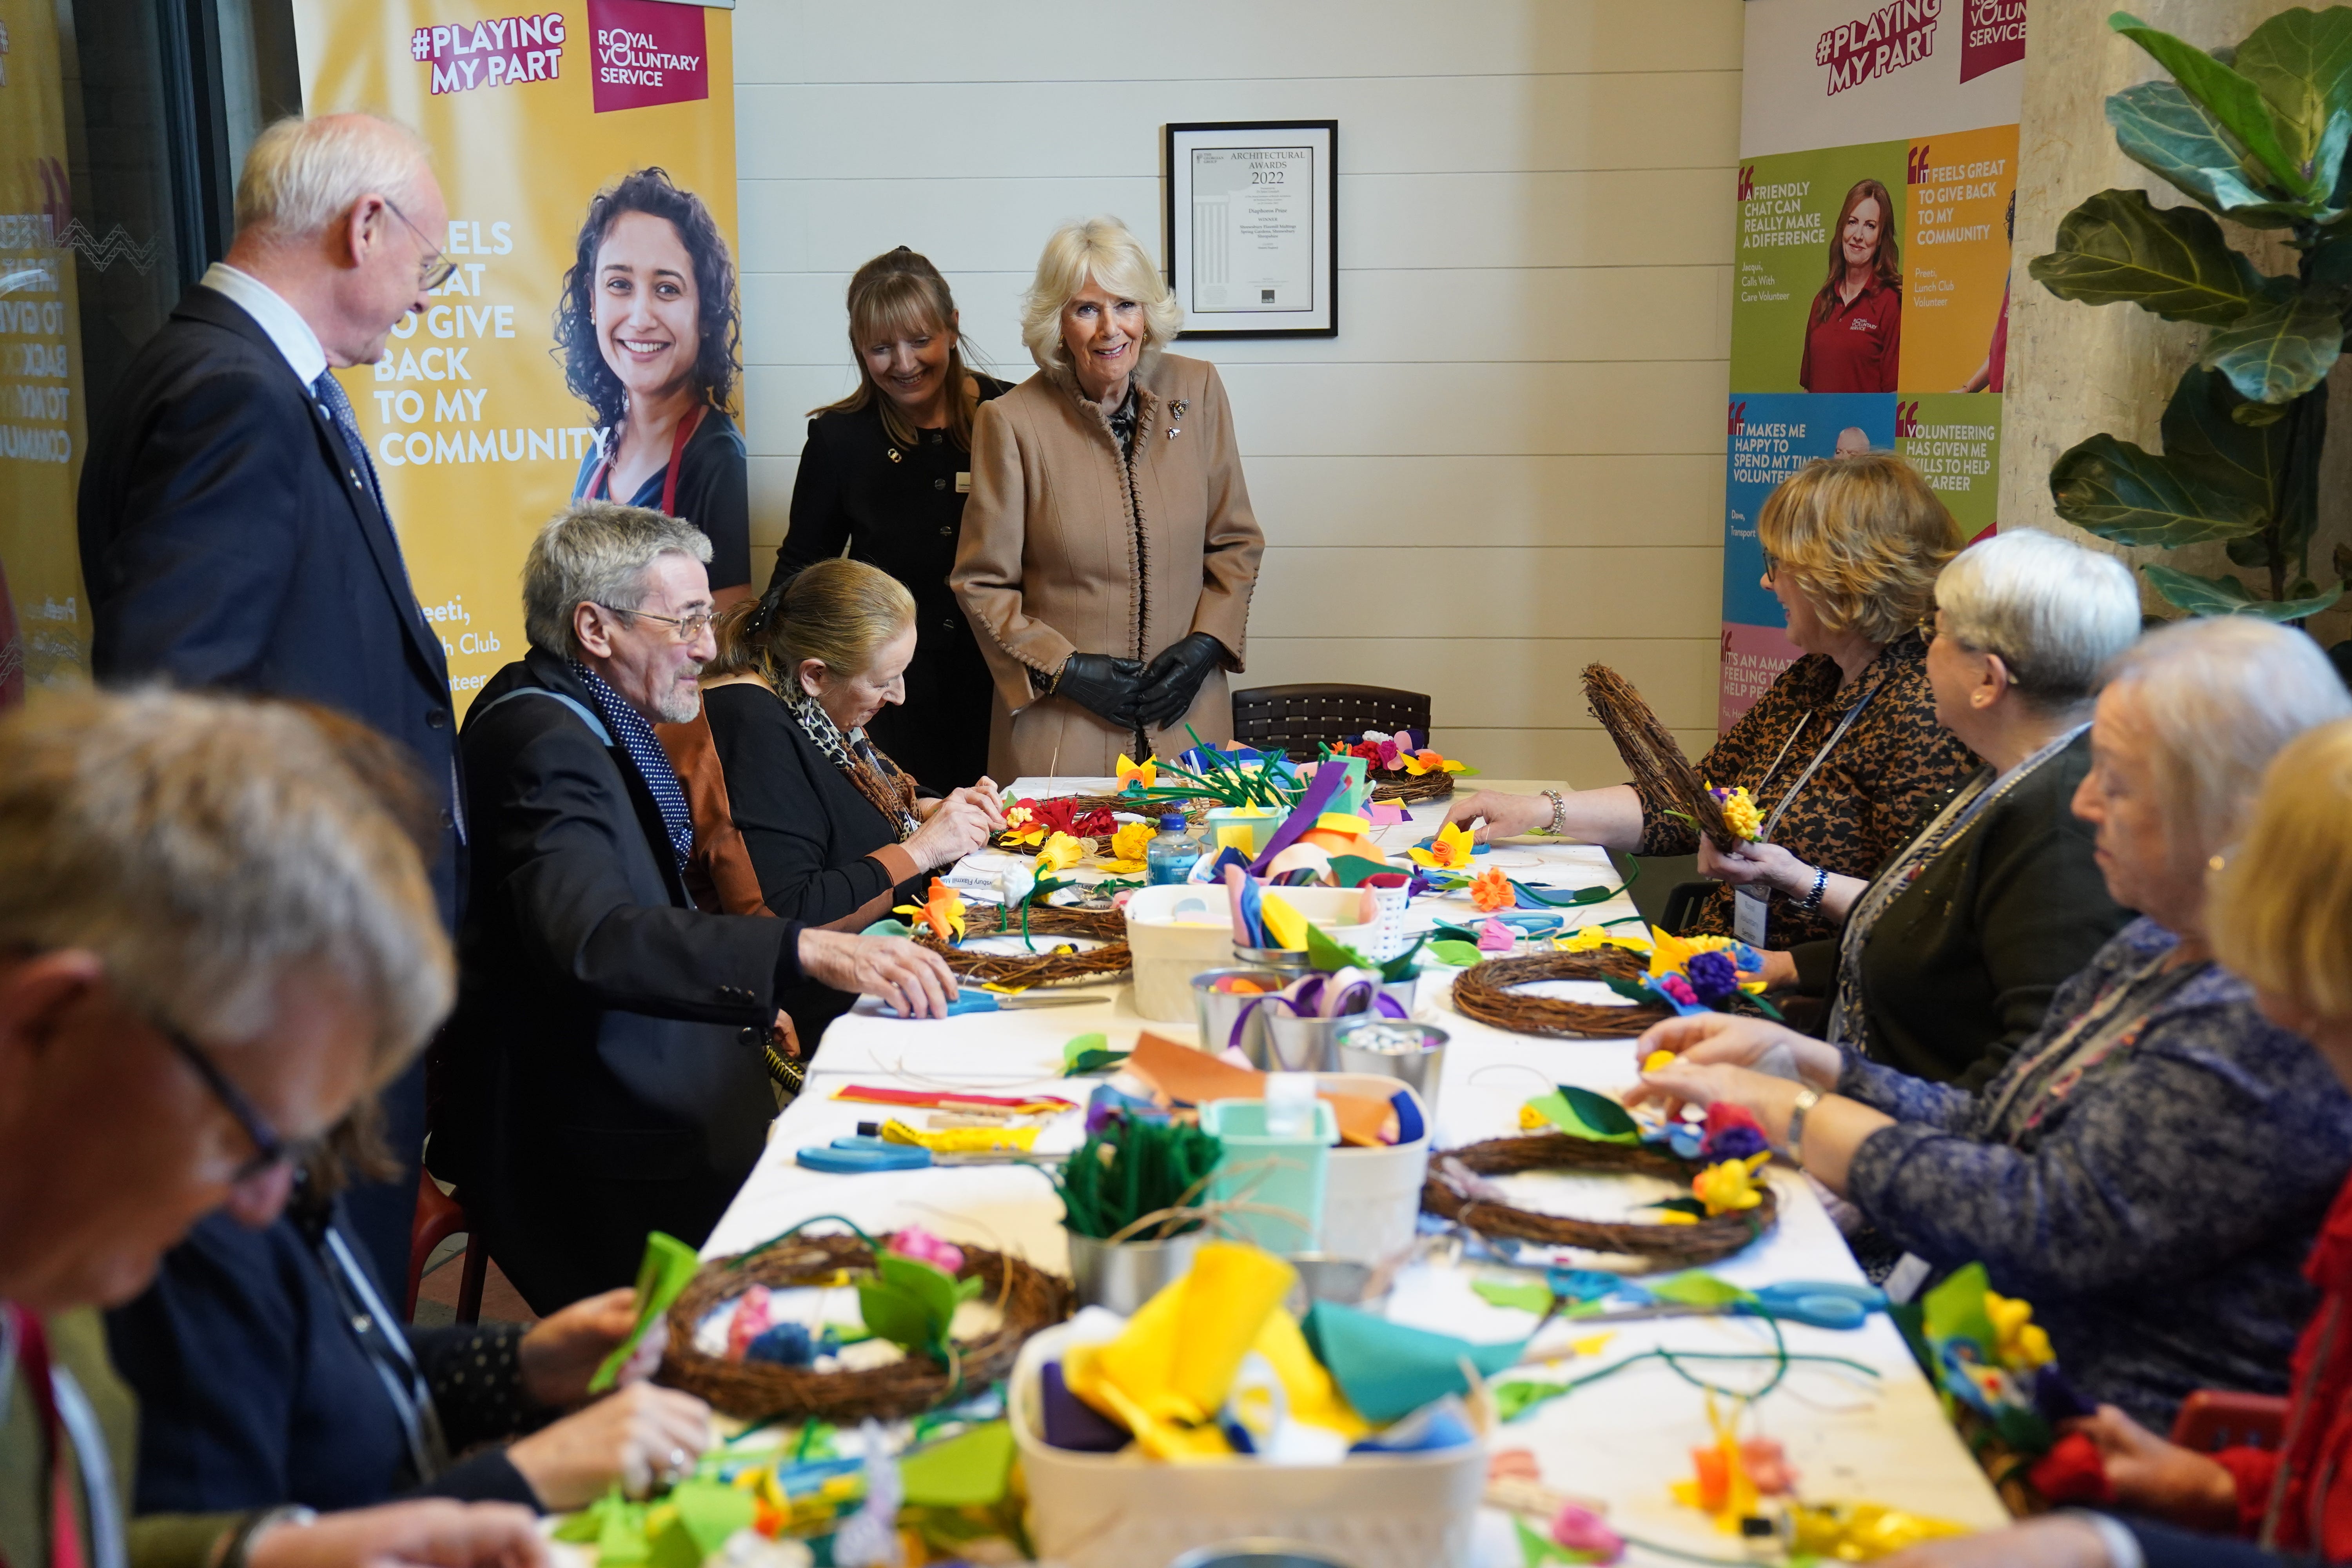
[294,0,741,711]
[0,0,91,702]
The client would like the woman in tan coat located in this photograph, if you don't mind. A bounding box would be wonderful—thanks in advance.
[951,217,1265,780]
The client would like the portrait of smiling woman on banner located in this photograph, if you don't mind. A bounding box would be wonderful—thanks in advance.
[1798,175,1902,395]
[557,166,753,604]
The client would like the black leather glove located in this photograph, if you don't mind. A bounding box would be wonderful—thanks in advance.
[1052,652,1146,727]
[1136,632,1229,731]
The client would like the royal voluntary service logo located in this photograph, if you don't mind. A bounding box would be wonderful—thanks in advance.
[585,0,708,113]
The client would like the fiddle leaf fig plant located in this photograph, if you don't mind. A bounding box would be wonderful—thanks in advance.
[2031,9,2352,621]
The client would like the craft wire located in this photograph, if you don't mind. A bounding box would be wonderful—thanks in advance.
[1467,1062,1559,1089]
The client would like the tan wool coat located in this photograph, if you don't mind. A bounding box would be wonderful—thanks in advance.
[951,352,1265,780]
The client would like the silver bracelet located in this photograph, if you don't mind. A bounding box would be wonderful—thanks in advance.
[1795,864,1829,914]
[1785,1086,1822,1166]
[217,1506,317,1568]
[1541,789,1567,835]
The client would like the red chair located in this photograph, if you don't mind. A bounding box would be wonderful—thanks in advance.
[405,1167,487,1323]
[2171,1390,2291,1453]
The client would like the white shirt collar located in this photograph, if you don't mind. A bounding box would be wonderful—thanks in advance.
[198,262,329,386]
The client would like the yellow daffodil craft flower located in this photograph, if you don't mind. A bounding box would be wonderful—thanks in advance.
[1409,820,1477,870]
[1000,800,1045,848]
[893,878,967,944]
[1401,748,1470,777]
[1092,820,1154,874]
[1036,831,1088,874]
[1557,924,1653,955]
[1707,784,1764,844]
[1987,1291,2055,1370]
[1116,753,1157,790]
[1691,1152,1771,1217]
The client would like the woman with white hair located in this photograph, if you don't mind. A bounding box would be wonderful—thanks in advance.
[1713,529,2139,1087]
[1632,617,2352,1430]
[951,217,1265,778]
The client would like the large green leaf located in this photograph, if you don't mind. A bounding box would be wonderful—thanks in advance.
[2199,291,2347,403]
[2049,431,2269,547]
[2029,189,2269,323]
[2235,7,2352,177]
[2112,11,2314,196]
[2160,365,2288,507]
[2107,81,2303,225]
[2142,563,2347,620]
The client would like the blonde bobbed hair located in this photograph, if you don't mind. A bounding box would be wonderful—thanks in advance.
[2213,717,2352,1020]
[713,557,916,689]
[1757,452,1963,644]
[1019,217,1183,379]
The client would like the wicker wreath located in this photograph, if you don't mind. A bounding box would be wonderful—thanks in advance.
[1452,948,1675,1038]
[1423,1132,1778,1268]
[1583,663,1736,846]
[1368,769,1457,804]
[916,934,1132,988]
[661,1233,1073,1422]
[962,902,1126,943]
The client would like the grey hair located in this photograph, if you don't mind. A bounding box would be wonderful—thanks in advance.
[1020,217,1184,379]
[522,498,713,660]
[0,687,452,1084]
[2105,617,2352,863]
[235,113,432,240]
[1935,530,2141,708]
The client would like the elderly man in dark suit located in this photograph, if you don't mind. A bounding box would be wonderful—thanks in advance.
[443,499,956,1313]
[77,113,458,1289]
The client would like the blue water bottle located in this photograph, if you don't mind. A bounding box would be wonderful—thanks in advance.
[1145,811,1203,885]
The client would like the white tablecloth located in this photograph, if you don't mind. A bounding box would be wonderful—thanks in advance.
[701,777,2009,1563]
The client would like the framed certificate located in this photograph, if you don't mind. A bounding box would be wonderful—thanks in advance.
[1164,120,1337,338]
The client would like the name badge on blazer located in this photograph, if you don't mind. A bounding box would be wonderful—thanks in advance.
[956,472,971,494]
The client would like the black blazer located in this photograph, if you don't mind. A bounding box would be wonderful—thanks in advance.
[439,648,804,1312]
[106,1208,535,1516]
[771,378,1009,789]
[77,284,463,930]
[1789,730,2129,1090]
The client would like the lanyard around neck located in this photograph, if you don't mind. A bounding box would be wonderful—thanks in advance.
[586,403,707,514]
[0,1306,123,1568]
[1757,674,1887,843]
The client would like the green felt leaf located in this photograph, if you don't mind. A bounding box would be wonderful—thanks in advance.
[2106,80,2305,223]
[1494,1378,1573,1424]
[1601,975,1656,1005]
[898,1420,1017,1508]
[2143,563,2346,620]
[879,1250,962,1328]
[1643,1196,1710,1218]
[1646,1271,1754,1310]
[1307,920,1371,973]
[855,1279,938,1355]
[2049,431,2269,548]
[1065,1049,1129,1075]
[1431,923,1482,944]
[1062,1033,1109,1069]
[1328,854,1395,888]
[1510,879,1616,907]
[2111,11,2313,195]
[2029,188,2271,323]
[590,1231,703,1394]
[860,918,914,938]
[1472,1278,1557,1314]
[1514,1514,1583,1567]
[1922,1261,1997,1348]
[1380,935,1429,983]
[654,1481,755,1561]
[2200,291,2346,404]
[1430,940,1486,967]
[1557,1085,1641,1140]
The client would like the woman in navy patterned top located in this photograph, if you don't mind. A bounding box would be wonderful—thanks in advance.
[1634,618,2352,1429]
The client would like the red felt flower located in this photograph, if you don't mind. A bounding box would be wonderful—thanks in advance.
[2026,1431,2113,1505]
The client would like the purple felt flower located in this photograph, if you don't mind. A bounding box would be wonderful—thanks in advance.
[1687,949,1739,1008]
[1705,1123,1770,1161]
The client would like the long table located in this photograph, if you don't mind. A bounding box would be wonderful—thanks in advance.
[701,779,2009,1564]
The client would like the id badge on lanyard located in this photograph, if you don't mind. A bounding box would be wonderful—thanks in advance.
[1733,884,1770,946]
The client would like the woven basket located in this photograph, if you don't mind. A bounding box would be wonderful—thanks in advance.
[1368,769,1457,805]
[1423,1132,1777,1268]
[661,1233,1073,1422]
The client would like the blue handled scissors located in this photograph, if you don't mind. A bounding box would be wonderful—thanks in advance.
[1586,1279,1887,1331]
[882,990,1111,1019]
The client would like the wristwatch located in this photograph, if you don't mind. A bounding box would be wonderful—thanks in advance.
[216,1506,317,1568]
[1794,864,1829,915]
[1785,1086,1823,1166]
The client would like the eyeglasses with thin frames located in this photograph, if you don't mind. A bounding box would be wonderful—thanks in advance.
[157,1020,306,1182]
[595,603,717,643]
[382,198,458,292]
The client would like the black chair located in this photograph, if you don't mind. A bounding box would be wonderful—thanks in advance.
[1230,683,1432,762]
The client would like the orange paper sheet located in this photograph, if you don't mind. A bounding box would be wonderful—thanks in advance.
[1129,1032,1398,1146]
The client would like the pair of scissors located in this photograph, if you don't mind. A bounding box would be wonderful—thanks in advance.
[884,989,1111,1019]
[792,1134,1065,1173]
[1582,1279,1888,1331]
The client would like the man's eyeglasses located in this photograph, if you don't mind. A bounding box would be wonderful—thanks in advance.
[158,1019,301,1182]
[383,198,458,292]
[597,603,717,643]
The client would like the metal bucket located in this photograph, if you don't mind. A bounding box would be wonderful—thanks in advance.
[1064,1228,1204,1316]
[1192,967,1289,1058]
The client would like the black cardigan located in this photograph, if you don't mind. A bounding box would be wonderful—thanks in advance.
[770,378,1009,789]
[1789,729,2129,1089]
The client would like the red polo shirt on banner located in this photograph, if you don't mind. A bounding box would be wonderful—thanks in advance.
[1799,275,1902,393]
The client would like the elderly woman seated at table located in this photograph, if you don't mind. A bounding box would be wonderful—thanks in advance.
[1446,452,1978,948]
[1632,617,2352,1431]
[1711,529,2138,1088]
[1878,715,2352,1568]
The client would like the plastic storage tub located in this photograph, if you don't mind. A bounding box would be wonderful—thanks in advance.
[1314,1073,1431,1266]
[1127,884,1245,1022]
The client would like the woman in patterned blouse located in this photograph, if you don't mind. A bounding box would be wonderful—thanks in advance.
[1632,619,2352,1429]
[1446,452,1979,947]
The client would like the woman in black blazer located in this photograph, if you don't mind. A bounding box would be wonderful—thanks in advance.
[704,559,1006,1042]
[769,249,1009,789]
[1704,529,2143,1088]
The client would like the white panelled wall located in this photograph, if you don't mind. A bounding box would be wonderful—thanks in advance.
[732,1,1742,782]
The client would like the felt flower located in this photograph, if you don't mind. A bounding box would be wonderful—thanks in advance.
[1551,1504,1624,1563]
[1477,917,1516,954]
[1470,866,1514,912]
[1707,784,1763,844]
[1403,748,1470,777]
[1409,820,1477,869]
[1036,831,1087,873]
[1359,730,1405,769]
[1987,1291,2055,1371]
[1116,753,1157,791]
[1691,1152,1771,1216]
[1686,949,1740,1008]
[1659,975,1698,1007]
[889,1225,965,1276]
[1643,1049,1678,1073]
[892,878,967,943]
[1701,1103,1770,1162]
[1559,925,1651,955]
[1001,799,1045,848]
[1110,821,1154,864]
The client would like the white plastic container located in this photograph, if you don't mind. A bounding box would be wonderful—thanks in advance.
[1313,1073,1431,1266]
[1126,884,1245,1022]
[1010,1322,1485,1568]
